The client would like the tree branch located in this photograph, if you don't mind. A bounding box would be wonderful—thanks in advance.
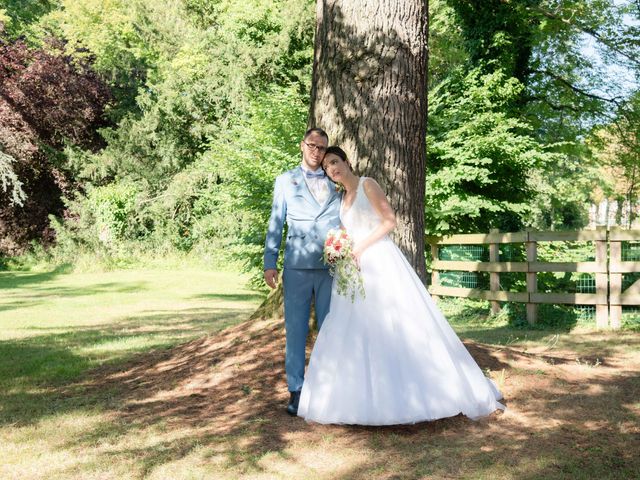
[531,68,624,106]
[524,95,583,113]
[531,5,640,68]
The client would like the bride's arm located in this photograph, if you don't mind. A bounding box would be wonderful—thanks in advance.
[352,178,397,262]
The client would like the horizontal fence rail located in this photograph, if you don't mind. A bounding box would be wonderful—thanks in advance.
[426,226,640,329]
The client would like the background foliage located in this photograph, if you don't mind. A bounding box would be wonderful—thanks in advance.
[0,0,638,285]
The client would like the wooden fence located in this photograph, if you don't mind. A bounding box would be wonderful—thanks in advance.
[426,226,640,329]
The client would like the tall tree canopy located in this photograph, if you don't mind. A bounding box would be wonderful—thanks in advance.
[0,0,637,282]
[426,0,639,234]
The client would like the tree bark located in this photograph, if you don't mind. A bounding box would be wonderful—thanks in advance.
[309,0,429,281]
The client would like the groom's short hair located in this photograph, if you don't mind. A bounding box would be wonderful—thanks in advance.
[303,127,329,142]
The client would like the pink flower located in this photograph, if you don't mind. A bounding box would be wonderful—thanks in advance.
[322,228,365,301]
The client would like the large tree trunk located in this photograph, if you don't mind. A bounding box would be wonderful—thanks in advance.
[309,0,429,281]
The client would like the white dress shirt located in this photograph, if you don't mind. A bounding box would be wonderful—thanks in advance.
[301,166,330,205]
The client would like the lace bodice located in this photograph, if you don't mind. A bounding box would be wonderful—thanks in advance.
[340,177,382,242]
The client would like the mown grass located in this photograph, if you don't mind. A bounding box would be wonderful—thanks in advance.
[0,267,262,424]
[1,268,638,479]
[441,297,640,355]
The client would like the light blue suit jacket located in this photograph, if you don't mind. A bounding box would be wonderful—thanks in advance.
[264,166,342,270]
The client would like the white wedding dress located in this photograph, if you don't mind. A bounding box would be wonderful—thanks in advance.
[297,177,505,425]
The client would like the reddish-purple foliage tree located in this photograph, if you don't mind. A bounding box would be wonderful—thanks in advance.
[0,38,111,254]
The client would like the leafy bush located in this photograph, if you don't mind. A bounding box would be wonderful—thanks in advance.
[426,67,563,234]
[0,36,110,254]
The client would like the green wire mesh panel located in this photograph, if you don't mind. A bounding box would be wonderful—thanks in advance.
[622,241,640,261]
[536,272,597,294]
[438,244,489,261]
[438,245,488,288]
[576,273,596,293]
[574,305,595,322]
[439,271,478,288]
[438,271,490,289]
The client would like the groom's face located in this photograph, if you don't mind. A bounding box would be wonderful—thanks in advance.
[300,132,328,171]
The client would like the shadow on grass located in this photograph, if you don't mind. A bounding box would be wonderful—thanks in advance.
[190,293,266,302]
[453,324,564,345]
[0,268,151,313]
[48,315,637,479]
[0,306,254,427]
[45,318,527,478]
[326,370,640,480]
[0,264,71,288]
[2,309,638,478]
[57,319,298,477]
[441,299,598,353]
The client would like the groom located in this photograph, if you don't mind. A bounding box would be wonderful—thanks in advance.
[264,127,342,416]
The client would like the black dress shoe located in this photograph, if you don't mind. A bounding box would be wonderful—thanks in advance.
[286,391,301,416]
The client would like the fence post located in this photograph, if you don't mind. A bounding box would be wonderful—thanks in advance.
[430,242,440,302]
[609,226,622,329]
[526,231,537,325]
[489,228,500,314]
[595,225,609,328]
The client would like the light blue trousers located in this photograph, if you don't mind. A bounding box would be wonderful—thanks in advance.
[283,268,333,392]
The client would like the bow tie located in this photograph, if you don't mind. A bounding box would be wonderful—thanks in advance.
[304,169,325,179]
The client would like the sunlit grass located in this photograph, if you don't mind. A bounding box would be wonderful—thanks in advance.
[0,269,638,479]
[0,266,266,479]
[0,269,262,372]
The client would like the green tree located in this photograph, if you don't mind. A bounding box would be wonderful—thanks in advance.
[0,149,25,206]
[44,0,317,272]
[590,92,640,227]
[427,0,639,232]
[0,37,110,254]
[0,1,58,40]
[426,68,560,233]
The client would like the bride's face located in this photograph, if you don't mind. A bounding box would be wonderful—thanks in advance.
[322,153,349,182]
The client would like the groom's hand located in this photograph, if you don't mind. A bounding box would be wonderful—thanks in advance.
[264,269,279,289]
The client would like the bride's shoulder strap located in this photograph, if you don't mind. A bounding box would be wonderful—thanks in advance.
[361,176,378,190]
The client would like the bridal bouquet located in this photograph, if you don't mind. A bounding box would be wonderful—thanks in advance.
[323,228,365,301]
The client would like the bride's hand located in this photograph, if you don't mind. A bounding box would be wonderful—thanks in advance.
[352,246,364,269]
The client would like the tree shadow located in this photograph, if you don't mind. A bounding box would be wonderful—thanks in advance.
[190,292,265,302]
[0,280,150,311]
[0,306,255,427]
[0,341,91,426]
[0,264,70,289]
[326,369,640,479]
[0,266,152,312]
[3,309,638,478]
[45,316,511,477]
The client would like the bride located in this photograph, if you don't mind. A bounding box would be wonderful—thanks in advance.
[297,146,505,425]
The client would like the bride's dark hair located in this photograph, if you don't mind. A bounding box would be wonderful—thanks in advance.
[323,146,353,172]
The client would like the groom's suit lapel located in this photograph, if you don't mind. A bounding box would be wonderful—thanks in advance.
[317,178,340,215]
[292,167,319,208]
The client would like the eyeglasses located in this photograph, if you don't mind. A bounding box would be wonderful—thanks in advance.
[303,141,327,153]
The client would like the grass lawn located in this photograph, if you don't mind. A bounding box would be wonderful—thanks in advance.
[0,267,263,479]
[1,267,639,479]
